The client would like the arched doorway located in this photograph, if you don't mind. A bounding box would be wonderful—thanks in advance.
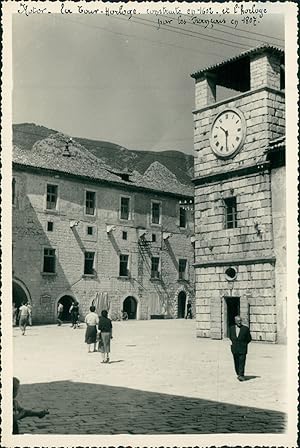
[177,291,186,318]
[123,296,137,320]
[13,281,29,308]
[57,295,74,322]
[13,280,31,325]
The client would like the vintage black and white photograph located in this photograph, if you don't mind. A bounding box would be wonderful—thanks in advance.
[1,1,298,446]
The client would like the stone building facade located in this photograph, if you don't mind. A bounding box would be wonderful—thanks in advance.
[12,133,195,324]
[191,45,286,343]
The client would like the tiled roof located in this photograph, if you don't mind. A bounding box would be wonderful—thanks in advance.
[191,44,284,79]
[13,133,193,197]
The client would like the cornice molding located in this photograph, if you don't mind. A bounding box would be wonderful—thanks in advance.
[192,161,270,186]
[193,86,285,116]
[193,256,276,268]
[13,163,193,200]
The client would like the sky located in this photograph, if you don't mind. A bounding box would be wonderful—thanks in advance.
[12,7,285,154]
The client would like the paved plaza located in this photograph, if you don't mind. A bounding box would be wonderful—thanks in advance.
[13,319,287,435]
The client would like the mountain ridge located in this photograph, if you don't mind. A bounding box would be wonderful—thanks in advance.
[13,123,194,185]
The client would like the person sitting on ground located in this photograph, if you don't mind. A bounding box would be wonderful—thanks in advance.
[98,310,113,363]
[13,377,49,434]
[84,305,99,353]
[122,310,128,321]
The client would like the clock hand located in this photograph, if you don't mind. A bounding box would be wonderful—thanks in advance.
[219,126,229,150]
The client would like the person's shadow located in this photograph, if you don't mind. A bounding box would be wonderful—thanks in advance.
[243,375,260,381]
[107,360,124,364]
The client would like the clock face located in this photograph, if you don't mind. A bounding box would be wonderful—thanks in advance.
[210,109,246,158]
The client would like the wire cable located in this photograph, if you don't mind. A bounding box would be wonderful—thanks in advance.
[127,14,266,48]
[109,12,284,49]
[54,14,231,57]
[55,14,251,52]
[157,10,284,44]
[109,14,250,50]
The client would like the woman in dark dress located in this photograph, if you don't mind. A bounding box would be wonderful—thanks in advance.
[98,310,113,363]
[70,301,79,328]
[84,306,99,353]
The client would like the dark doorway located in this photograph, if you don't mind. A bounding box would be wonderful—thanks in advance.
[177,291,186,318]
[57,296,74,322]
[224,296,240,337]
[13,281,29,308]
[13,281,30,325]
[123,296,137,320]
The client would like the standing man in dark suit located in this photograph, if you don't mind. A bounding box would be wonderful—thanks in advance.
[229,315,252,381]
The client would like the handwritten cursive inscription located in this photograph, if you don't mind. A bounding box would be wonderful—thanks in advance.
[16,2,269,31]
[18,3,49,16]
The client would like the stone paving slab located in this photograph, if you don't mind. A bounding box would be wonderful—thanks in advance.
[13,320,287,435]
[14,382,287,435]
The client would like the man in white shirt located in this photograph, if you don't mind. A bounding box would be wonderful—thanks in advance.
[57,303,64,326]
[18,303,29,335]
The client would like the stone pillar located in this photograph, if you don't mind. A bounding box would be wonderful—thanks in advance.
[195,75,216,109]
[250,52,281,90]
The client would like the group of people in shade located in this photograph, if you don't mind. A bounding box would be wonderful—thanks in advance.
[13,302,32,335]
[57,301,79,328]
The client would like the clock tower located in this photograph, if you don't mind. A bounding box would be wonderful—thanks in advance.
[191,45,286,343]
